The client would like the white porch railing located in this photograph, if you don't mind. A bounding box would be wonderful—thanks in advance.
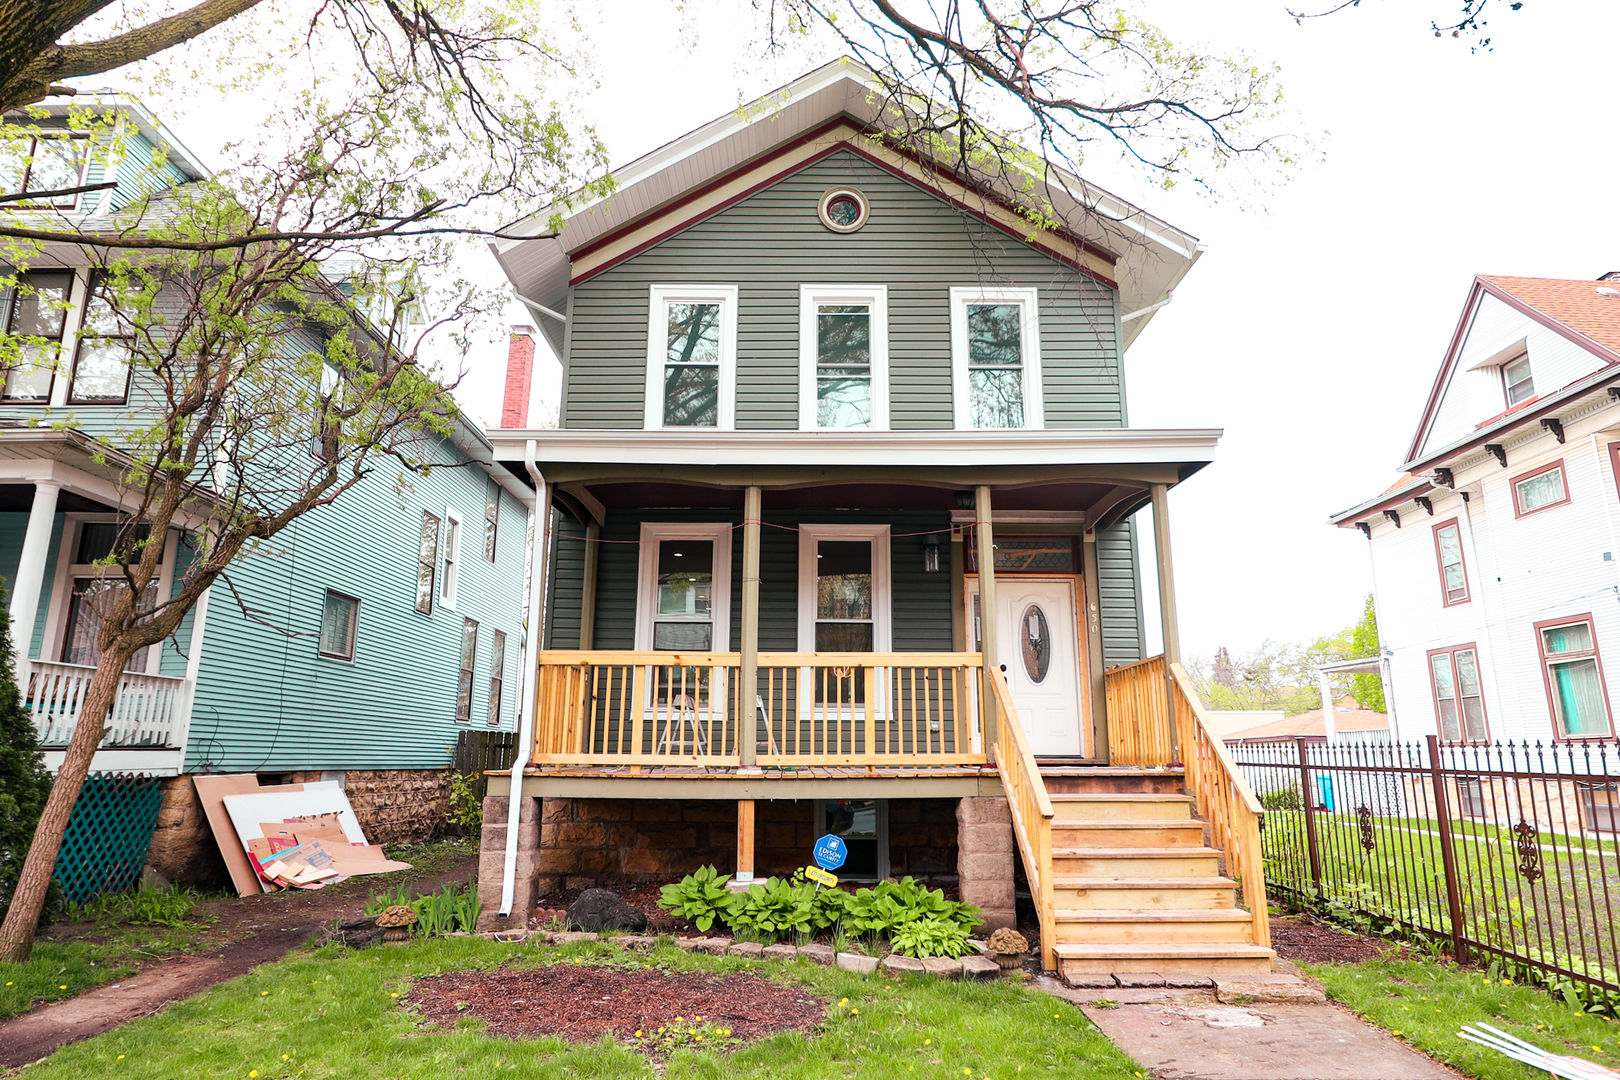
[26,660,187,749]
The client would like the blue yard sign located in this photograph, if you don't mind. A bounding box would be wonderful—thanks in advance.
[813,834,848,871]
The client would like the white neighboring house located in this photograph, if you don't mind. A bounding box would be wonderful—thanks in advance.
[1332,274,1620,762]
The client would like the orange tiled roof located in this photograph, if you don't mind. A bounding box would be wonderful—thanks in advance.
[1482,276,1620,357]
[1223,707,1389,741]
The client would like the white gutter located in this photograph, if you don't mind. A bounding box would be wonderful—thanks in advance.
[1121,294,1173,323]
[513,290,566,324]
[499,438,547,918]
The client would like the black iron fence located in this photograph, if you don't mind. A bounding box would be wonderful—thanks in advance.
[1230,735,1620,1006]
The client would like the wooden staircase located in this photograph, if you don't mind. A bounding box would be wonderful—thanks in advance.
[989,658,1273,980]
[1040,767,1275,978]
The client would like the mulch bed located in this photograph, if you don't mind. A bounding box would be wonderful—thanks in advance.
[1269,915,1409,964]
[410,963,826,1043]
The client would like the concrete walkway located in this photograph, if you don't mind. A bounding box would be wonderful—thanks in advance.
[1038,977,1460,1080]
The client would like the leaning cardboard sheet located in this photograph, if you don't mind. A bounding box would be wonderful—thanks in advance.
[193,774,410,896]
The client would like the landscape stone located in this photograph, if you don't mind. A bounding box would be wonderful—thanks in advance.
[763,944,799,961]
[837,952,880,974]
[674,937,704,951]
[1062,972,1119,989]
[1214,975,1326,1004]
[727,942,765,959]
[921,956,962,978]
[881,954,927,974]
[545,931,599,945]
[565,888,649,933]
[960,954,1000,981]
[616,935,657,950]
[696,937,732,955]
[1116,972,1166,988]
[798,943,835,966]
[1164,974,1216,989]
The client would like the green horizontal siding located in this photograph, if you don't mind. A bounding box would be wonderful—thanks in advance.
[566,149,1120,431]
[1096,518,1145,666]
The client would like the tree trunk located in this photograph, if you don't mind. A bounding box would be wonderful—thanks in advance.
[0,647,133,962]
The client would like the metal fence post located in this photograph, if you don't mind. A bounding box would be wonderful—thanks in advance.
[1297,736,1323,895]
[1426,734,1469,963]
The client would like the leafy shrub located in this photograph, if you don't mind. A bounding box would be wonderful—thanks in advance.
[0,591,57,929]
[723,876,818,939]
[65,882,205,928]
[1261,786,1301,812]
[657,864,734,932]
[889,916,974,959]
[845,878,981,938]
[445,773,483,835]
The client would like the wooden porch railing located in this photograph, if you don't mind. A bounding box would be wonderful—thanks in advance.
[27,660,186,749]
[1103,654,1173,766]
[987,665,1056,970]
[531,650,988,767]
[1167,661,1269,947]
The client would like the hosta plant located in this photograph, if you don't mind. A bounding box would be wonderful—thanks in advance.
[657,865,734,932]
[889,916,975,959]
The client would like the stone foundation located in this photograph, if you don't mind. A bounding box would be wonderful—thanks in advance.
[956,796,1016,932]
[143,776,227,888]
[475,794,540,929]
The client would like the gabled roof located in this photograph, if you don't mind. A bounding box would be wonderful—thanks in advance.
[1224,706,1389,742]
[490,58,1202,357]
[19,92,211,182]
[1403,275,1620,467]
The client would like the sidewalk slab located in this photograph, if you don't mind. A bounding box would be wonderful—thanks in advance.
[1078,1002,1457,1080]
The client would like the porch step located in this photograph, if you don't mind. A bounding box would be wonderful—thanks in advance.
[1053,907,1255,944]
[1053,875,1239,909]
[1054,941,1276,976]
[1050,793,1196,821]
[1039,768,1187,796]
[1052,820,1207,847]
[1052,846,1222,878]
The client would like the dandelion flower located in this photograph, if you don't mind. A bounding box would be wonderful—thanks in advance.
[1503,980,1512,985]
[635,1031,642,1038]
[1596,1047,1604,1053]
[59,985,67,990]
[964,1070,972,1076]
[117,1056,125,1061]
[391,993,399,998]
[925,1038,932,1045]
[696,1036,704,1042]
[282,1055,289,1061]
[676,1016,684,1022]
[261,991,269,997]
[852,1009,859,1015]
[250,1072,259,1078]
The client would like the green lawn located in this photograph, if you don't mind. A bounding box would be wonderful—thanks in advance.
[0,919,211,1021]
[1306,955,1620,1080]
[19,936,1139,1079]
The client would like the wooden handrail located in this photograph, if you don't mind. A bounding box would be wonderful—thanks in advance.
[987,666,1057,971]
[1167,661,1271,948]
[1104,654,1171,767]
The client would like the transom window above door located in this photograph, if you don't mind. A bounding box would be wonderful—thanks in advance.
[949,287,1043,430]
[799,285,889,430]
[635,523,733,651]
[644,285,737,431]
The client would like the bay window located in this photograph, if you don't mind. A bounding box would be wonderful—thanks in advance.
[1,271,74,402]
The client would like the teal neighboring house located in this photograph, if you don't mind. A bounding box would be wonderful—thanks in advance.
[0,95,534,871]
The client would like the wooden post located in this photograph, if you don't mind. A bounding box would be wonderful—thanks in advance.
[975,485,999,750]
[1081,529,1108,762]
[1297,736,1323,896]
[1150,484,1181,762]
[1427,734,1469,962]
[739,486,762,769]
[578,520,600,648]
[736,799,756,883]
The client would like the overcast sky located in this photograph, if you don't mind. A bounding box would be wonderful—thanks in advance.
[129,0,1620,663]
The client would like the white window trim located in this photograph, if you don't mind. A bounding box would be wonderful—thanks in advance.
[42,514,176,673]
[644,284,738,432]
[798,284,889,431]
[796,523,892,652]
[441,507,462,609]
[949,286,1045,431]
[634,521,733,651]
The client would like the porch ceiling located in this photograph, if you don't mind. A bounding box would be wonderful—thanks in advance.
[0,484,120,514]
[577,480,1122,515]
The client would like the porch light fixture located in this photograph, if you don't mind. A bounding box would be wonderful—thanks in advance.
[923,534,942,573]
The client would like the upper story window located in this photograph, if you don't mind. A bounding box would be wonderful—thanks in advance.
[1432,519,1469,606]
[441,509,462,608]
[483,478,500,561]
[415,511,440,615]
[799,285,889,430]
[1503,353,1535,407]
[644,284,737,431]
[817,187,870,233]
[487,629,506,726]
[1537,616,1612,739]
[1512,459,1569,518]
[950,287,1044,430]
[1,134,90,209]
[319,590,359,661]
[69,279,133,404]
[1,271,74,402]
[456,617,478,721]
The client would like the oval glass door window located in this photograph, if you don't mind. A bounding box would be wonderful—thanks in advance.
[1020,605,1051,683]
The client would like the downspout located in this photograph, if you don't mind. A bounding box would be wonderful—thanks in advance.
[1120,293,1174,323]
[499,438,547,918]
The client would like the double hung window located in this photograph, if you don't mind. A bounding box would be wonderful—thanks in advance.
[319,591,359,660]
[1428,644,1488,742]
[69,278,133,404]
[1432,520,1469,605]
[798,285,888,430]
[441,509,462,608]
[1537,616,1613,738]
[1503,353,1535,407]
[484,479,500,561]
[456,618,478,721]
[1,134,89,208]
[488,630,506,726]
[634,523,732,652]
[1513,460,1569,517]
[1,271,74,402]
[415,512,440,615]
[644,285,737,430]
[949,287,1043,429]
[59,521,161,673]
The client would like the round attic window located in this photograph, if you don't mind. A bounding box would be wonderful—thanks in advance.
[818,187,870,233]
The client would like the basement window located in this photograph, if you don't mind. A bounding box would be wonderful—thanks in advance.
[818,799,888,879]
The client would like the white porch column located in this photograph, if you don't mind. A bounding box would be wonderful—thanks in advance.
[8,481,61,681]
[1150,483,1182,761]
[1319,669,1338,745]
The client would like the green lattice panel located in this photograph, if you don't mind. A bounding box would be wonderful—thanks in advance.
[54,773,164,903]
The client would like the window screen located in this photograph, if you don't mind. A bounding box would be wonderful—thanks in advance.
[319,591,359,660]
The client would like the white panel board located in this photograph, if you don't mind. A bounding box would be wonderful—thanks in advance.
[222,783,367,846]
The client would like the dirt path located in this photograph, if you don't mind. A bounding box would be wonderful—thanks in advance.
[0,859,475,1069]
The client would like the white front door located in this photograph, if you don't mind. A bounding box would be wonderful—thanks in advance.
[968,577,1085,756]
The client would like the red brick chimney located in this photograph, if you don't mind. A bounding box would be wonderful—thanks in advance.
[502,325,535,428]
